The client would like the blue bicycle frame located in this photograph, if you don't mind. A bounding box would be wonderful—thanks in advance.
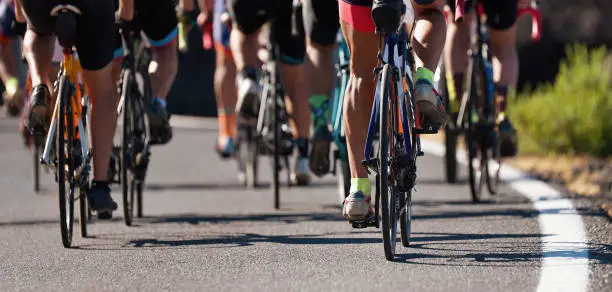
[331,35,350,161]
[363,28,420,165]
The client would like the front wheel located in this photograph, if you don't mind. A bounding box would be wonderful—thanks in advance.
[120,69,135,226]
[57,75,75,248]
[444,128,458,183]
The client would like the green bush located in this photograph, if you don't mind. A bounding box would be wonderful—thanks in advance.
[509,44,612,157]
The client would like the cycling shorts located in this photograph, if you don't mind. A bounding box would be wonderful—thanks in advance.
[302,0,340,46]
[20,0,115,70]
[113,0,179,59]
[446,0,517,30]
[213,0,230,52]
[339,0,413,34]
[228,0,305,65]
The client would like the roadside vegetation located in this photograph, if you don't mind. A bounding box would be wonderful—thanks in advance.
[509,44,612,157]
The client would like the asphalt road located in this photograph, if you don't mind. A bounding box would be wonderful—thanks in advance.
[0,113,609,292]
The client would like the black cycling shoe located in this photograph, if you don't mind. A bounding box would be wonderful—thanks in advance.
[147,100,173,145]
[372,0,405,34]
[88,182,118,214]
[499,118,518,157]
[27,84,50,136]
[309,126,332,177]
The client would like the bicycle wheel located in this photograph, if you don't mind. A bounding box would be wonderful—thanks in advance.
[440,65,458,184]
[57,75,75,248]
[120,69,135,226]
[270,64,281,209]
[33,139,41,192]
[378,64,397,261]
[237,123,259,188]
[400,189,412,247]
[79,187,88,237]
[136,181,143,218]
[466,60,486,203]
[337,159,351,204]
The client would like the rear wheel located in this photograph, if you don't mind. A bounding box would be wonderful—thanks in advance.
[467,60,486,203]
[337,159,350,204]
[120,69,135,226]
[33,140,41,192]
[57,75,75,248]
[79,187,88,237]
[379,64,397,261]
[400,190,412,247]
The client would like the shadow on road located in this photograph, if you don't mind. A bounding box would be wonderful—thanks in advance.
[144,211,345,225]
[396,231,612,266]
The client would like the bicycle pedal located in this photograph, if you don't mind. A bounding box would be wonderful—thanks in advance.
[349,217,376,229]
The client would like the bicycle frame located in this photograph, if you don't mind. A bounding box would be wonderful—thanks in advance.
[364,28,418,167]
[41,50,91,175]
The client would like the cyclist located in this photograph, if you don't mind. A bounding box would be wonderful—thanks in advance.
[302,0,339,177]
[443,0,529,157]
[0,0,24,117]
[228,0,312,185]
[339,0,448,220]
[111,0,177,145]
[179,0,238,158]
[17,0,127,213]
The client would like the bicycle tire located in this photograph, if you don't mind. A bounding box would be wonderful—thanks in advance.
[79,187,88,237]
[33,141,41,192]
[238,124,259,188]
[337,159,351,204]
[379,64,397,261]
[466,60,485,203]
[136,181,143,218]
[57,75,75,248]
[400,189,412,247]
[120,69,135,226]
[440,65,458,184]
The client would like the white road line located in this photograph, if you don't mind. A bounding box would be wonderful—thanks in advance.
[168,116,591,291]
[420,139,589,292]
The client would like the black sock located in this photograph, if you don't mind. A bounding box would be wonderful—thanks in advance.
[295,138,309,158]
[91,180,109,189]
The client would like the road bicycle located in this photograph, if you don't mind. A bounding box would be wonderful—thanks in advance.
[115,21,155,226]
[39,4,93,247]
[442,1,542,202]
[236,21,294,209]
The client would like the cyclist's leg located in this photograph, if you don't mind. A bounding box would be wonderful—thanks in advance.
[20,0,55,134]
[408,0,448,127]
[227,0,267,116]
[274,0,311,185]
[442,1,473,115]
[74,0,120,212]
[338,0,378,220]
[138,0,179,144]
[213,3,237,157]
[302,0,339,176]
[484,0,518,156]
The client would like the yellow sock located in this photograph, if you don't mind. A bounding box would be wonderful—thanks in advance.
[349,178,371,197]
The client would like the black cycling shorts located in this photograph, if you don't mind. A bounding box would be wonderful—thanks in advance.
[113,0,179,58]
[447,0,518,30]
[21,0,115,70]
[302,0,340,46]
[228,0,305,65]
